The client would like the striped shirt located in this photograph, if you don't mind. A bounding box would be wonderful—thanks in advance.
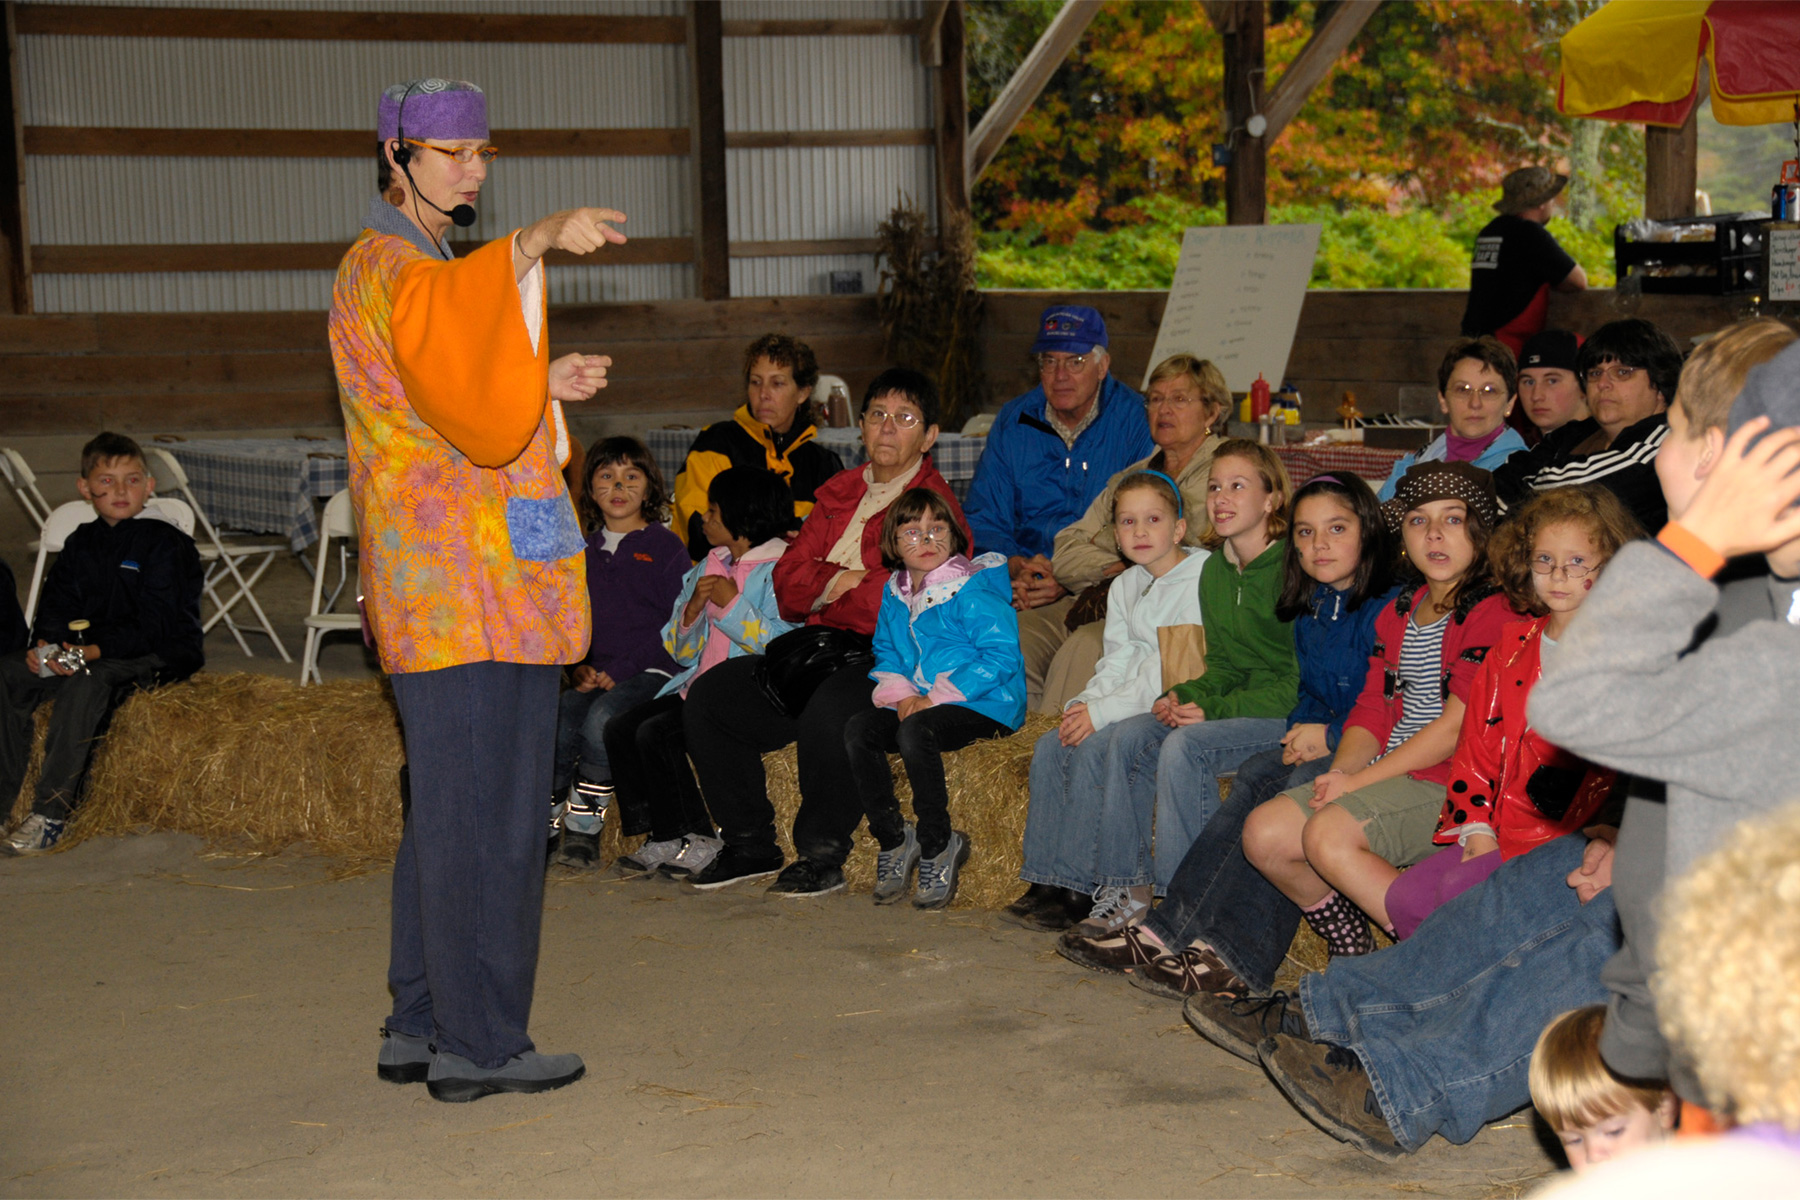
[1383,611,1450,752]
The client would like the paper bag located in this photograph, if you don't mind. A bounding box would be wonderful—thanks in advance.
[1158,624,1207,695]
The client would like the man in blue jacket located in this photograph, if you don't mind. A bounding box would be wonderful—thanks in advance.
[964,306,1153,701]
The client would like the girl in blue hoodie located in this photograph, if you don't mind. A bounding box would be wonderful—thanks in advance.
[844,487,1026,909]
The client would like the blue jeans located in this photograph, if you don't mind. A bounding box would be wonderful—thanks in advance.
[386,661,562,1068]
[1298,834,1621,1153]
[1021,721,1128,893]
[1092,714,1288,893]
[552,669,666,792]
[1144,748,1330,989]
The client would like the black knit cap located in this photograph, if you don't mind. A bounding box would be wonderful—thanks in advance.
[1520,329,1580,373]
[1380,460,1500,534]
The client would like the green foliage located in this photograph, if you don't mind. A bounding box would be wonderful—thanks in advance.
[975,192,1629,292]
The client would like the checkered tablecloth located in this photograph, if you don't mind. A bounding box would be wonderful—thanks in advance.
[161,437,348,551]
[1272,443,1407,489]
[645,426,985,500]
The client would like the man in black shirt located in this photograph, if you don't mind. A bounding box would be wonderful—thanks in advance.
[1462,166,1588,356]
[1,433,203,854]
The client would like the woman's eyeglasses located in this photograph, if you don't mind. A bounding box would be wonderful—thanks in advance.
[403,139,500,164]
[1584,364,1641,385]
[863,409,923,430]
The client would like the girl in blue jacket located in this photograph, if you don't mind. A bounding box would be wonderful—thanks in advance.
[844,487,1027,909]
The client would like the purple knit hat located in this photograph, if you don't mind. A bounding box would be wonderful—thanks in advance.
[377,79,488,142]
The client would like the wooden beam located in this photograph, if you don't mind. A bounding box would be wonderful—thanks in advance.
[1222,0,1266,225]
[935,1,969,224]
[25,126,692,158]
[0,3,30,313]
[23,125,934,158]
[1261,0,1378,143]
[1645,104,1699,221]
[719,19,921,37]
[966,0,1102,185]
[919,0,952,67]
[687,1,729,301]
[15,5,687,42]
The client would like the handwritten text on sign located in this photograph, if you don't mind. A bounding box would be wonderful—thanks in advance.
[1770,227,1800,303]
[1145,224,1321,395]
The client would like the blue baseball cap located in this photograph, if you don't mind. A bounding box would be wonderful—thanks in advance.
[1031,305,1109,355]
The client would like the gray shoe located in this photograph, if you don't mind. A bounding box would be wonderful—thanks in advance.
[614,836,684,878]
[3,813,66,856]
[1072,885,1149,938]
[872,824,921,905]
[426,1049,586,1103]
[377,1028,433,1084]
[913,831,970,910]
[660,833,723,879]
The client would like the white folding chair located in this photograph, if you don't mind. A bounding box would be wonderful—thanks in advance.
[1,446,52,532]
[23,500,99,625]
[143,446,292,662]
[143,495,195,536]
[300,489,360,686]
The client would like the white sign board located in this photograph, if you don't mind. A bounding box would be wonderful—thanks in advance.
[1145,223,1322,394]
[1770,227,1800,303]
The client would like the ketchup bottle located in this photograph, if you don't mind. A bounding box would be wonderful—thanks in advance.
[1250,374,1272,422]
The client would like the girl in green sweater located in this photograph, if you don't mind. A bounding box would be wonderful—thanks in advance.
[1063,440,1300,945]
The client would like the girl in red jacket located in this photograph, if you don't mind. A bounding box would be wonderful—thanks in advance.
[1243,461,1518,958]
[1384,485,1644,938]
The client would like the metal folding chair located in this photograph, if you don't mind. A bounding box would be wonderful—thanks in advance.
[300,489,361,686]
[143,446,292,662]
[1,446,52,532]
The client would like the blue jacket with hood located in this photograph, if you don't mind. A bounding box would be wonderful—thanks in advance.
[1288,579,1403,750]
[963,374,1154,560]
[869,552,1027,730]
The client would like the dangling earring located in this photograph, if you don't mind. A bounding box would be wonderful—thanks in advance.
[386,187,406,207]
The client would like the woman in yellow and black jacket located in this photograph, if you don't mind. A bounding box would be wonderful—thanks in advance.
[672,333,845,559]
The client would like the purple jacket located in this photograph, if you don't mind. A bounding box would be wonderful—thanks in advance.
[583,523,687,680]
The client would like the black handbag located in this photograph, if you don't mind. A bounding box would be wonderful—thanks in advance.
[752,626,875,719]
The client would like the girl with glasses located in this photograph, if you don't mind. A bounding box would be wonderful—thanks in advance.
[842,489,1026,909]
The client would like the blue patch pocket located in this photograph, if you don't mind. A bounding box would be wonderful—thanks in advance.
[505,496,585,562]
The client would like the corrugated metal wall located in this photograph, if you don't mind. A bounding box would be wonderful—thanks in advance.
[21,0,934,313]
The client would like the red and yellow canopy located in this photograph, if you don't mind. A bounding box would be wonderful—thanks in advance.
[1558,0,1800,127]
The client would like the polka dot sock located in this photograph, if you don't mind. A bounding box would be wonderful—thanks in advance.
[1301,890,1375,958]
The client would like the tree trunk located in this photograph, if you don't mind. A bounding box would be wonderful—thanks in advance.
[1565,117,1604,230]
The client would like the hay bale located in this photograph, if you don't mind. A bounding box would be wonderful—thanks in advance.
[762,712,1056,910]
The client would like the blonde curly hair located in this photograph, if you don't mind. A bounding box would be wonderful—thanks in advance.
[1653,800,1800,1129]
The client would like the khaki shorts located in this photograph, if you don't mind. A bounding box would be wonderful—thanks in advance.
[1286,774,1444,867]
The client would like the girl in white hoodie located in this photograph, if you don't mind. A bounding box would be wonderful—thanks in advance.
[1006,471,1209,931]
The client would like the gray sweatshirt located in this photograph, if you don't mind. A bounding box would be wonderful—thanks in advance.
[1529,540,1800,1092]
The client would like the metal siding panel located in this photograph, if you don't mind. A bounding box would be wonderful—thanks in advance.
[726,144,932,240]
[723,1,918,20]
[730,252,874,298]
[20,37,688,128]
[723,33,928,131]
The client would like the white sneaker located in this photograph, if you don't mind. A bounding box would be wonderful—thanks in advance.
[1072,885,1149,938]
[661,834,724,878]
[614,836,684,877]
[3,813,67,856]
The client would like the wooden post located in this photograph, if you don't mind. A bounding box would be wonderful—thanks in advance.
[1222,0,1266,226]
[0,3,32,314]
[965,0,1102,185]
[686,0,728,300]
[935,1,968,225]
[1644,106,1698,221]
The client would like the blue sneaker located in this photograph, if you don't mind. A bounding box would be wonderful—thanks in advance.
[913,831,970,910]
[3,813,66,856]
[872,824,921,905]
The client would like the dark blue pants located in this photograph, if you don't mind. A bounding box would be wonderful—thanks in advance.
[385,661,561,1068]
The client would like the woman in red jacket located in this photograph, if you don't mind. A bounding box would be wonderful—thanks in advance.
[681,367,969,896]
[1243,461,1519,958]
[1384,486,1643,938]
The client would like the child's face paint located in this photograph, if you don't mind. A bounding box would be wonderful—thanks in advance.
[897,518,954,574]
[591,462,648,527]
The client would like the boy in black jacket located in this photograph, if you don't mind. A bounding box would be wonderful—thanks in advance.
[2,433,203,854]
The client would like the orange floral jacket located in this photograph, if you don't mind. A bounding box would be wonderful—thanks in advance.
[328,229,590,674]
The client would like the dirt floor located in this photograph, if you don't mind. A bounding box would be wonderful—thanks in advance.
[1,833,1563,1199]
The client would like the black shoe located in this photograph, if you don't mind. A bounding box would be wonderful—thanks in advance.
[1184,990,1308,1062]
[765,858,848,898]
[684,845,786,891]
[553,830,600,870]
[998,884,1087,932]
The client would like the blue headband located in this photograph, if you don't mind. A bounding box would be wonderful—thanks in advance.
[1139,469,1184,517]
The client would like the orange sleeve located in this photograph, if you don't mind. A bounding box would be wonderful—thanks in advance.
[391,233,548,469]
[1656,521,1727,580]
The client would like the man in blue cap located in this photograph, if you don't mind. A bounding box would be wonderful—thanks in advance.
[964,305,1153,707]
